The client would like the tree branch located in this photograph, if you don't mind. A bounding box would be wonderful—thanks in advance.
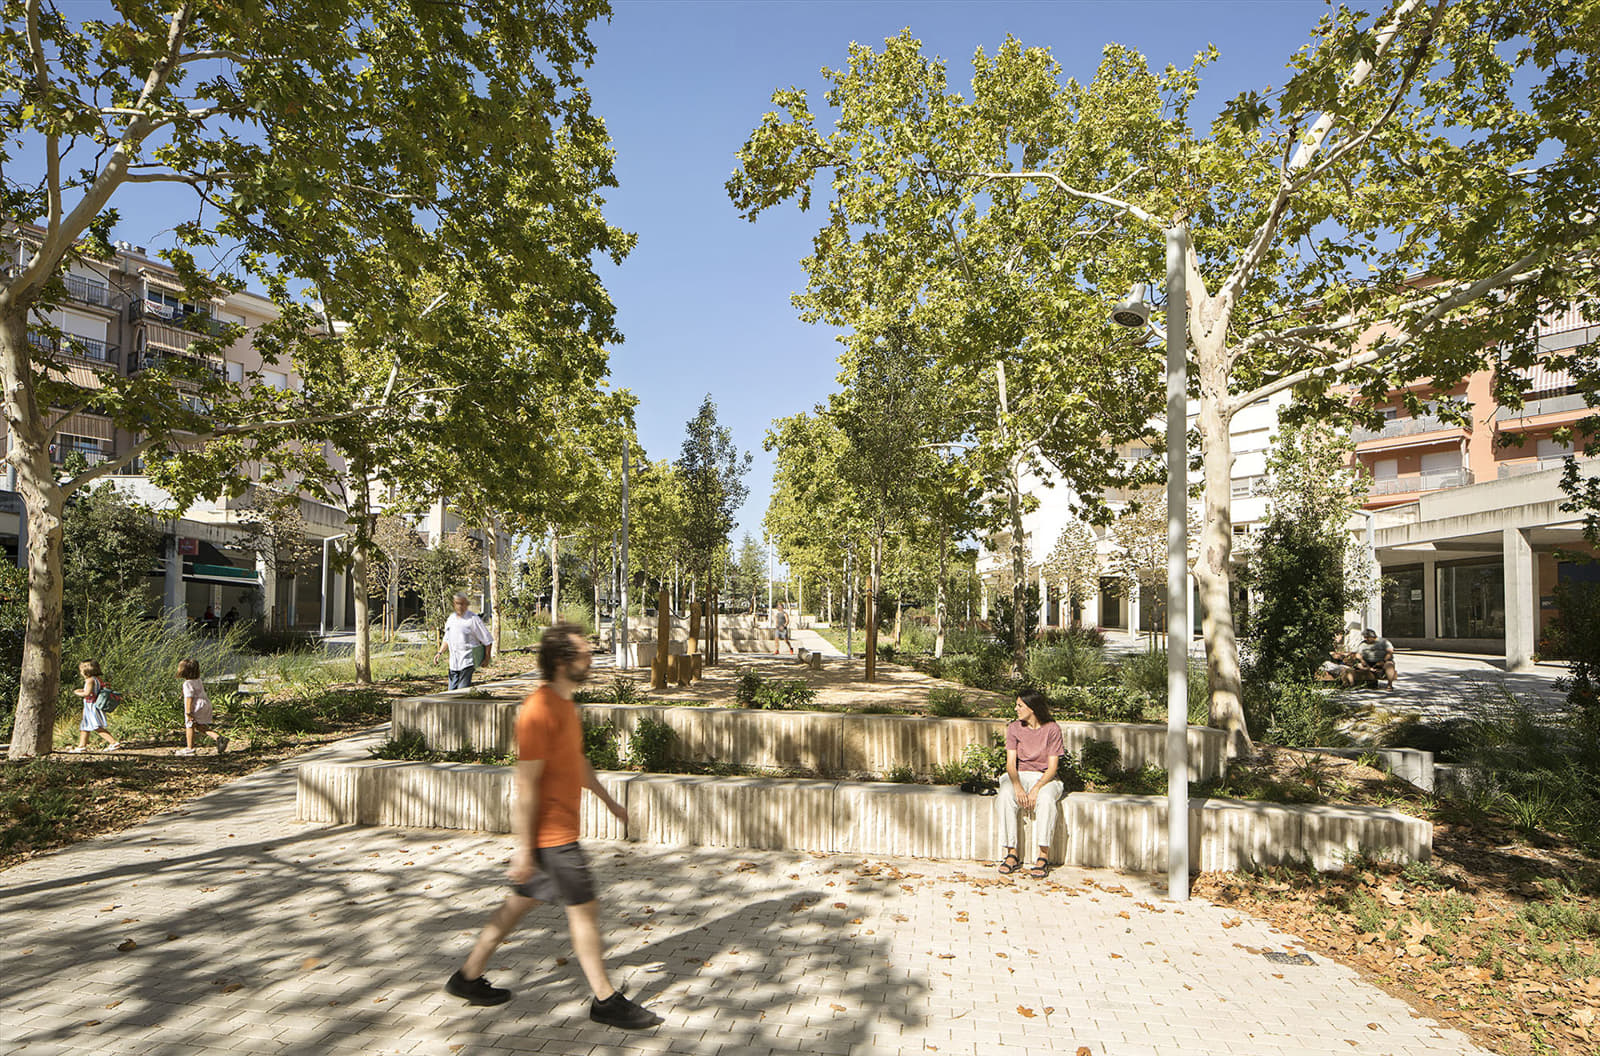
[934,168,1163,229]
[25,0,62,236]
[1215,0,1437,325]
[1228,247,1550,413]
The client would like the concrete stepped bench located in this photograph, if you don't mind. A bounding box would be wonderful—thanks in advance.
[296,762,1426,871]
[391,697,1229,779]
[1066,793,1430,872]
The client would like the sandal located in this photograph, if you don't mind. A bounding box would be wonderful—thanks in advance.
[1029,856,1050,879]
[998,853,1022,875]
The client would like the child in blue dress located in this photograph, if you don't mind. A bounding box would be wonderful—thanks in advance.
[69,660,121,753]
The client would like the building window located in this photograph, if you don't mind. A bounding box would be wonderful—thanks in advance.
[1437,561,1505,640]
[1382,566,1426,637]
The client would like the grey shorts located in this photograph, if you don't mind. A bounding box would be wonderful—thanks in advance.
[512,842,596,905]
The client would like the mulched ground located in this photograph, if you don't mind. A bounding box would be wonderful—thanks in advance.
[1195,751,1600,1056]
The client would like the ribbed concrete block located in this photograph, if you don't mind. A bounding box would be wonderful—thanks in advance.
[1192,798,1299,872]
[1064,793,1168,871]
[839,716,1001,774]
[296,760,363,823]
[1297,803,1431,870]
[1320,747,1436,792]
[693,709,842,771]
[833,782,998,861]
[1056,722,1228,781]
[628,774,836,851]
[392,695,518,754]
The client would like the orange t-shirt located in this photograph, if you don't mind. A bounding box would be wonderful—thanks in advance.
[514,685,584,848]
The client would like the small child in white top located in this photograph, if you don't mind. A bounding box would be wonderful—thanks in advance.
[176,657,227,756]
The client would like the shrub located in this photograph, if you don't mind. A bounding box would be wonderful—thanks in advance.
[885,764,916,783]
[754,679,815,710]
[584,720,622,770]
[627,717,675,771]
[1077,739,1123,783]
[900,623,938,654]
[961,741,1006,781]
[935,647,1019,694]
[734,668,763,707]
[609,675,643,706]
[1027,639,1107,688]
[370,729,432,760]
[1047,683,1153,723]
[1242,681,1346,748]
[927,688,972,718]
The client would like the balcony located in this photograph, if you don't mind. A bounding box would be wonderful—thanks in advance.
[1497,456,1599,479]
[130,298,225,332]
[27,330,116,364]
[1493,392,1590,421]
[1368,468,1474,496]
[1353,415,1459,442]
[129,350,224,381]
[63,273,111,308]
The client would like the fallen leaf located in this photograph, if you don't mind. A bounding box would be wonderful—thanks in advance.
[82,1020,100,1027]
[1078,1048,1092,1056]
[1117,911,1130,920]
[833,902,847,909]
[221,983,242,994]
[555,957,568,966]
[1017,1005,1036,1018]
[830,1003,847,1012]
[104,1001,121,1009]
[115,939,137,952]
[300,957,321,971]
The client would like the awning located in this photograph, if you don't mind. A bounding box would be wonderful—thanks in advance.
[1354,428,1468,454]
[53,412,113,441]
[42,361,106,389]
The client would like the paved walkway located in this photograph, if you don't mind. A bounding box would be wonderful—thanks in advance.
[1,735,1492,1055]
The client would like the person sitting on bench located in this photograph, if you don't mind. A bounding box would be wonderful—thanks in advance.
[1356,629,1397,690]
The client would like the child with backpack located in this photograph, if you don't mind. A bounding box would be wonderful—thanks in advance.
[69,660,122,753]
[176,657,227,756]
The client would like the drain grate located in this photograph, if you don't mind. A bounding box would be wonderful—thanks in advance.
[1262,951,1316,966]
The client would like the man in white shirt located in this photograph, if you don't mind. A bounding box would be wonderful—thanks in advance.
[436,594,494,689]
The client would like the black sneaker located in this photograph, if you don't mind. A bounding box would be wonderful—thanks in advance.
[589,990,660,1029]
[445,969,511,1006]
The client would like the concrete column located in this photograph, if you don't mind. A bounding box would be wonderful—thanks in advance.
[979,582,989,620]
[1422,558,1438,640]
[1038,567,1049,630]
[257,551,277,631]
[1503,527,1538,672]
[163,534,184,630]
[1081,582,1100,629]
[1128,580,1142,636]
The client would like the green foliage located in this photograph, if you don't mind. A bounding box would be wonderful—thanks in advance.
[989,586,1040,653]
[961,741,1006,781]
[1077,740,1124,784]
[1045,683,1152,723]
[1544,579,1600,745]
[627,717,675,772]
[369,729,432,761]
[734,667,763,707]
[1447,699,1600,852]
[677,396,753,584]
[60,485,163,627]
[583,720,622,771]
[918,646,1020,695]
[1027,639,1107,687]
[0,564,28,740]
[885,763,916,783]
[415,533,480,636]
[1241,524,1357,685]
[1242,682,1347,749]
[0,758,95,858]
[927,688,973,718]
[56,603,248,744]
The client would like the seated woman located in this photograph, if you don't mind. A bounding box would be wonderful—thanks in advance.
[997,690,1066,879]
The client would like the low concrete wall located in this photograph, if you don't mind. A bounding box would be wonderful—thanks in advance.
[1064,793,1431,872]
[1319,747,1436,792]
[392,696,1230,778]
[296,764,1426,871]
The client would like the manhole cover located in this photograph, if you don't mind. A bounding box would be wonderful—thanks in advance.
[1262,951,1315,965]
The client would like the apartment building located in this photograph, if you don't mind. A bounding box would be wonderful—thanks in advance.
[1359,304,1600,668]
[1,229,353,631]
[975,391,1293,638]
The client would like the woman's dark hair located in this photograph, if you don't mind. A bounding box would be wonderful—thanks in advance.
[1015,690,1053,725]
[177,658,200,680]
[538,622,585,680]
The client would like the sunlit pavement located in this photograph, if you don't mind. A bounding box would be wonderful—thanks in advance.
[2,725,1492,1056]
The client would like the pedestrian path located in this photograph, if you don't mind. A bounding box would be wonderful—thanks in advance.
[1,725,1492,1056]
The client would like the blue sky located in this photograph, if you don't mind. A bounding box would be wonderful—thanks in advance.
[581,0,1329,542]
[67,0,1334,543]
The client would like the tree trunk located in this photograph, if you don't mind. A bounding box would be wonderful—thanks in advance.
[350,462,373,685]
[485,517,502,656]
[995,362,1028,674]
[935,526,948,659]
[549,528,560,623]
[864,535,880,682]
[1196,334,1251,757]
[893,590,903,644]
[5,414,67,757]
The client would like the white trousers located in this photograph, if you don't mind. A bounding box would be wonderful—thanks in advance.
[997,770,1063,852]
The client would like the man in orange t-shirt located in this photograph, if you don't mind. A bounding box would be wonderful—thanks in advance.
[445,623,659,1030]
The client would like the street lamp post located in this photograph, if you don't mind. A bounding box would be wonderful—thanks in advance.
[1110,225,1191,901]
[617,442,630,669]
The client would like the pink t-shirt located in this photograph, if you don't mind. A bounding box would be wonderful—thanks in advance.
[1006,721,1065,772]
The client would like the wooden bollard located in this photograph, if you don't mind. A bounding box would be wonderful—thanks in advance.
[651,588,671,690]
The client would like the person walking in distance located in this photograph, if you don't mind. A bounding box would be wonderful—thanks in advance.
[435,593,494,690]
[773,603,794,655]
[445,623,661,1030]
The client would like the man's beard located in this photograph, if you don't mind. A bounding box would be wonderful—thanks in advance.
[568,658,592,684]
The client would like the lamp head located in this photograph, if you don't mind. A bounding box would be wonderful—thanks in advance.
[1110,283,1152,328]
